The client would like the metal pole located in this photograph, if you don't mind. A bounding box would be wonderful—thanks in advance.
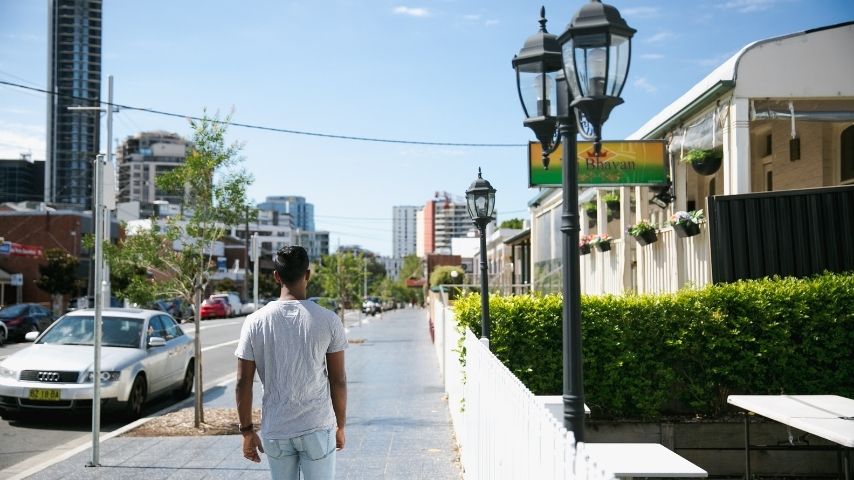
[102,75,113,309]
[478,223,490,342]
[88,153,104,467]
[252,233,259,310]
[243,208,250,302]
[559,116,585,441]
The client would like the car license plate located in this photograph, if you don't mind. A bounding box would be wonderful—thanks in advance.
[28,388,61,401]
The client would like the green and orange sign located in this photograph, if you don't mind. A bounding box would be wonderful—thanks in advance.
[528,140,667,187]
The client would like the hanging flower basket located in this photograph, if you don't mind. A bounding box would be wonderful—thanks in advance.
[670,210,704,238]
[633,229,658,246]
[682,148,722,176]
[628,220,658,247]
[673,222,701,238]
[583,202,597,220]
[603,192,620,218]
[590,234,612,252]
[579,244,591,255]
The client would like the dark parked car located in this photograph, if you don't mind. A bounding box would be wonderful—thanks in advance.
[0,304,55,341]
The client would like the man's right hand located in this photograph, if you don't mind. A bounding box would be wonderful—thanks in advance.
[242,431,264,462]
[336,427,345,451]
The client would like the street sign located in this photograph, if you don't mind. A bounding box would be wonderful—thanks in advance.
[528,140,668,187]
[9,273,23,287]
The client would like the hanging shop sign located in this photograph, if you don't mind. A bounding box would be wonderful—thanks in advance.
[528,140,668,187]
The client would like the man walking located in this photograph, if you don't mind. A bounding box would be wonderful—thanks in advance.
[235,245,348,479]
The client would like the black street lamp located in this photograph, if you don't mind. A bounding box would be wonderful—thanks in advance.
[465,168,497,343]
[512,1,635,442]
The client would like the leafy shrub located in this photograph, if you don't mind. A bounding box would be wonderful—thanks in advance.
[453,272,854,419]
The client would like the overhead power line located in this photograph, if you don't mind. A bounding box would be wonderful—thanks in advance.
[0,79,527,148]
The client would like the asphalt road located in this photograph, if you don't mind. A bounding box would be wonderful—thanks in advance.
[0,315,248,473]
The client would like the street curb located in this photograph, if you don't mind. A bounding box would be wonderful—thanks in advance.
[3,371,237,480]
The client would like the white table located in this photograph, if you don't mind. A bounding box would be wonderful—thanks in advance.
[579,442,708,478]
[728,395,854,478]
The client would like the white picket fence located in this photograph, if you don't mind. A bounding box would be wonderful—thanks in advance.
[636,224,712,294]
[432,298,617,480]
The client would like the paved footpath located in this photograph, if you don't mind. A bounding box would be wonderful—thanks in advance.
[23,308,462,479]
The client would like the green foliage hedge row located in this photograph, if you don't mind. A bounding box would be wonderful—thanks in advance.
[453,272,854,419]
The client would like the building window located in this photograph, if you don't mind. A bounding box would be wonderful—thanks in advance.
[842,125,854,183]
[766,170,773,191]
[764,134,773,157]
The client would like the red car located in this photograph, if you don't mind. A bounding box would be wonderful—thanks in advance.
[200,298,228,319]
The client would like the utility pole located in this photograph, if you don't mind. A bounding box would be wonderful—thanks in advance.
[252,233,259,310]
[89,153,105,467]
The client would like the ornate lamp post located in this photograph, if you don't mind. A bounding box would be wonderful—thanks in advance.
[465,168,497,343]
[512,1,635,441]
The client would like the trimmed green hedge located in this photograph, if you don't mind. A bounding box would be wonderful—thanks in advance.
[453,272,854,419]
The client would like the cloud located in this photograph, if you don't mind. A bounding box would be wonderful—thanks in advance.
[0,122,46,159]
[640,53,664,60]
[633,77,657,94]
[719,0,777,13]
[644,31,675,44]
[621,6,660,18]
[485,19,500,27]
[463,14,481,21]
[393,6,430,17]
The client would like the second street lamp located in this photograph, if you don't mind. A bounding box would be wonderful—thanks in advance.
[512,1,635,442]
[465,168,496,344]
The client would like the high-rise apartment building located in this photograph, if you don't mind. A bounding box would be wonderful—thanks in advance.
[417,193,474,255]
[46,0,102,208]
[392,205,420,258]
[257,196,315,231]
[117,131,189,206]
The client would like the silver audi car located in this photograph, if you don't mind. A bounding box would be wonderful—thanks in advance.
[0,308,194,419]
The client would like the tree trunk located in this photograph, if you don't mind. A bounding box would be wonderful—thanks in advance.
[193,287,204,427]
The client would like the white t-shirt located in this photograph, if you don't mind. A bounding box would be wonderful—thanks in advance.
[234,299,347,439]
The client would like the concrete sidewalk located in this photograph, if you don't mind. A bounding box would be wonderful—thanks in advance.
[22,308,462,479]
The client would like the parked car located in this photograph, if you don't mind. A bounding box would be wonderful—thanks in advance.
[0,308,194,420]
[149,298,193,322]
[362,296,382,316]
[200,298,229,319]
[210,292,242,317]
[308,297,338,311]
[0,321,7,346]
[0,304,55,341]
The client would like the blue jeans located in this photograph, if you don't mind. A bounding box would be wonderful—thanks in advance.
[263,428,336,480]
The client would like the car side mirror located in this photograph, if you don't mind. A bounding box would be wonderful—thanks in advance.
[148,336,167,348]
[25,331,39,342]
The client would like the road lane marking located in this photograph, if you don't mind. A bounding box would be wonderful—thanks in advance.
[181,320,242,334]
[201,339,239,352]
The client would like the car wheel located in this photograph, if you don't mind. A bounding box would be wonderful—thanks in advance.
[0,328,6,347]
[173,361,194,400]
[124,375,147,420]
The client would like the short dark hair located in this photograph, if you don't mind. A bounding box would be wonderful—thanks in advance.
[273,245,309,284]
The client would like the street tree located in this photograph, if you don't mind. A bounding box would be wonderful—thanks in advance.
[103,111,254,427]
[36,248,81,314]
[312,252,364,318]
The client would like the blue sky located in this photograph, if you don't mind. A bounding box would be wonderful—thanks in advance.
[1,0,852,256]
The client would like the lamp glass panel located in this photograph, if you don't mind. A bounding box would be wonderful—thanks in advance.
[607,35,630,96]
[486,192,496,218]
[520,70,556,118]
[572,33,608,97]
[466,194,478,221]
[561,40,581,100]
[475,195,488,218]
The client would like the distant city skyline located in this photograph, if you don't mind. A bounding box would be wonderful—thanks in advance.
[2,1,852,255]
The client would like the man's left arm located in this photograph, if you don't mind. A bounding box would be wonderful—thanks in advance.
[236,358,263,462]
